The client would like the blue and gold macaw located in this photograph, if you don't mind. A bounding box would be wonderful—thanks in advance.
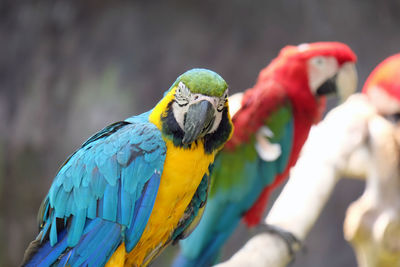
[22,69,233,267]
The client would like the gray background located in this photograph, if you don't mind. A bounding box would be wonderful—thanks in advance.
[1,0,399,266]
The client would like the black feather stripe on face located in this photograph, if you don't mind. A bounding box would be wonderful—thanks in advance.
[161,101,190,148]
[161,101,232,154]
[203,107,232,154]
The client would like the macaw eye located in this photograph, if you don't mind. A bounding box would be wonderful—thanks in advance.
[384,112,400,124]
[217,89,228,112]
[310,56,326,67]
[175,82,190,106]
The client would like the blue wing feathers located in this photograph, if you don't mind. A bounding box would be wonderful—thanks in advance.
[62,170,73,192]
[64,219,122,266]
[73,185,91,210]
[67,208,86,246]
[81,121,131,148]
[87,196,97,219]
[25,229,69,267]
[121,158,138,193]
[120,188,133,226]
[71,159,84,188]
[98,156,119,186]
[57,251,70,267]
[91,169,107,198]
[125,172,161,252]
[40,220,51,243]
[49,216,58,245]
[103,180,119,222]
[117,144,132,166]
[53,190,68,218]
[23,114,166,266]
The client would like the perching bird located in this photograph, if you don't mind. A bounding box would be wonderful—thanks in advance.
[174,42,357,267]
[22,68,233,267]
[343,53,400,267]
[362,53,400,116]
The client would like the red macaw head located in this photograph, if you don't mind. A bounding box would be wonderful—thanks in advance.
[362,53,400,117]
[257,42,357,120]
[227,42,358,149]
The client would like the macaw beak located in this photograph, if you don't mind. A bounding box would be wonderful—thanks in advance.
[336,62,358,101]
[182,100,215,144]
[316,62,358,102]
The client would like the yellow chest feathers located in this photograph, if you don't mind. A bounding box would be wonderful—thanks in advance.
[125,140,215,266]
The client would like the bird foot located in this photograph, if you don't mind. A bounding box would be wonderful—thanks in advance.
[258,224,304,264]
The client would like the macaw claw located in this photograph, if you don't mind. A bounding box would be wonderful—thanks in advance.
[258,224,304,264]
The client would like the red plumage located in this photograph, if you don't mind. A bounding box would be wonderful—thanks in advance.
[227,42,357,226]
[362,53,400,101]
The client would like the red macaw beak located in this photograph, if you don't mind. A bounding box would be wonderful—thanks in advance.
[335,62,358,102]
[316,62,357,102]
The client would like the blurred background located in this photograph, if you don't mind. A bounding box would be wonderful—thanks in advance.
[1,0,400,266]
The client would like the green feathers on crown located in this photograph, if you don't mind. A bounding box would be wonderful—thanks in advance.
[172,68,228,97]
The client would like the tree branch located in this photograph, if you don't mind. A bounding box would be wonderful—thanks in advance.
[215,95,376,267]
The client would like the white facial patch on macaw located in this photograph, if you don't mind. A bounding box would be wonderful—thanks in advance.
[307,56,339,94]
[255,126,282,162]
[368,85,400,115]
[172,82,227,135]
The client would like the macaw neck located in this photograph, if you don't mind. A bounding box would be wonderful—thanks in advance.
[268,60,321,120]
[226,78,322,151]
[283,80,318,115]
[148,88,188,148]
[149,89,176,131]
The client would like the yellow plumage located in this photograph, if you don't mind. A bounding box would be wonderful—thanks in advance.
[106,87,217,266]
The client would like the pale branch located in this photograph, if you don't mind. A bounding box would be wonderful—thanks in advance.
[215,95,376,267]
[343,113,400,267]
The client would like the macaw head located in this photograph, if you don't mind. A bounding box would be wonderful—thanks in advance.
[362,53,400,120]
[258,42,357,118]
[155,68,233,152]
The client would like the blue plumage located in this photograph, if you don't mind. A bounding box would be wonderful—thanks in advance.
[25,229,69,267]
[125,172,161,251]
[23,113,166,266]
[23,69,233,267]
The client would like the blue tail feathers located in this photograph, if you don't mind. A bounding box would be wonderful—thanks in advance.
[23,218,122,267]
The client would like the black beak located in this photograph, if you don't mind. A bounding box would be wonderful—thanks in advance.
[316,74,337,96]
[182,100,215,144]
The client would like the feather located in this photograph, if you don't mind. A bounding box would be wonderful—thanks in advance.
[98,156,119,186]
[67,209,86,246]
[121,157,138,194]
[50,215,58,245]
[73,184,91,210]
[71,160,85,188]
[103,181,119,222]
[120,188,133,226]
[24,229,69,267]
[116,144,132,166]
[87,197,97,219]
[53,191,68,218]
[90,168,107,198]
[125,172,161,252]
[25,110,167,266]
